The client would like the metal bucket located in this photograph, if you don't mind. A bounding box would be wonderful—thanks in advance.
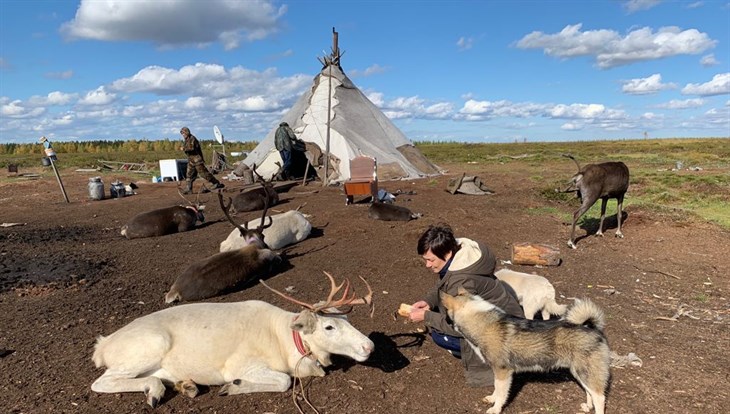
[88,177,105,200]
[41,157,51,166]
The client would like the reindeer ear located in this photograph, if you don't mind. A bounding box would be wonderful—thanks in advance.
[291,310,318,334]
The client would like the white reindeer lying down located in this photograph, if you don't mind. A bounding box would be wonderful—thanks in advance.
[494,268,567,320]
[220,210,312,252]
[91,273,374,408]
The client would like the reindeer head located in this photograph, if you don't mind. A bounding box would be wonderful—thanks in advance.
[178,186,207,223]
[260,272,375,365]
[218,186,272,249]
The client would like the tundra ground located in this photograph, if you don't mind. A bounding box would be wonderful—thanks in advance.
[1,160,728,414]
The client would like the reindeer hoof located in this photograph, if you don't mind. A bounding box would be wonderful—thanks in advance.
[174,380,199,398]
[567,240,577,249]
[596,231,604,237]
[615,232,624,239]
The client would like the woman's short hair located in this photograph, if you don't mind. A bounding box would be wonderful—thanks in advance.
[417,223,459,259]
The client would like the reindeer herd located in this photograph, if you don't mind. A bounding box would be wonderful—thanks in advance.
[95,157,630,411]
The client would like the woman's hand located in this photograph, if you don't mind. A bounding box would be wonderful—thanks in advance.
[409,300,430,322]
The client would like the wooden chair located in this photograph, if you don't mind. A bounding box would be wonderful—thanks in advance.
[343,156,378,205]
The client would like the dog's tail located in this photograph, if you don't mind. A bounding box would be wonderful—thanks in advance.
[564,299,605,331]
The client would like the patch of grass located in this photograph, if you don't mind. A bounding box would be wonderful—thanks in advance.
[694,293,709,303]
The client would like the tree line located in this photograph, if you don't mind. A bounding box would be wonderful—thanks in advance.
[0,139,257,155]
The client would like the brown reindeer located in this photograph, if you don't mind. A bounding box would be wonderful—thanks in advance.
[120,188,206,239]
[164,189,278,303]
[230,164,279,213]
[561,154,630,249]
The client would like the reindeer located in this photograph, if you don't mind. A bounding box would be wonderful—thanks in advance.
[560,154,630,249]
[91,273,374,408]
[120,189,205,239]
[368,202,422,221]
[230,164,279,213]
[163,190,277,304]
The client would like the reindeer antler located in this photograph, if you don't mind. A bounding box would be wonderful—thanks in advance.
[260,272,374,317]
[217,191,249,235]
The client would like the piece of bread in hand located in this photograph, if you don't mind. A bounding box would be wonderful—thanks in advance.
[397,303,412,317]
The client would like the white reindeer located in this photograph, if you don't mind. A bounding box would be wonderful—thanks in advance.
[219,210,311,251]
[91,273,375,408]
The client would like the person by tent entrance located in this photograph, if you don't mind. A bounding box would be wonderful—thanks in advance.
[274,122,310,181]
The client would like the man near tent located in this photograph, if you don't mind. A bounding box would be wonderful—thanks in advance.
[274,122,300,180]
[406,223,524,388]
[179,127,224,194]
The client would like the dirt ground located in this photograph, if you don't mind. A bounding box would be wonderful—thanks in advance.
[0,161,728,414]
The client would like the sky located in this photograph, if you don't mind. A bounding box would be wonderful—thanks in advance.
[1,0,729,144]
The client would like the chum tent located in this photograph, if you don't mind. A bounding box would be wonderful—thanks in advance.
[243,30,440,183]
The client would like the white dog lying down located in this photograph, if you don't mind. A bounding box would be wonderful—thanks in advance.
[494,268,567,320]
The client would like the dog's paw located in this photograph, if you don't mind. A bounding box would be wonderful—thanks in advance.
[580,402,592,412]
[483,393,496,403]
[486,407,502,414]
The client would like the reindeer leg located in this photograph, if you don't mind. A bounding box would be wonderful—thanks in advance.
[219,365,292,395]
[569,198,595,249]
[596,197,608,237]
[615,194,625,238]
[91,369,168,408]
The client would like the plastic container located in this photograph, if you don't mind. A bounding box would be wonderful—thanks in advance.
[41,157,51,166]
[110,181,126,198]
[88,177,105,200]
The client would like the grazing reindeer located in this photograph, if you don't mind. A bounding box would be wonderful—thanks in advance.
[120,189,205,239]
[231,164,279,213]
[561,154,630,249]
[368,202,422,221]
[163,191,277,304]
[91,273,374,408]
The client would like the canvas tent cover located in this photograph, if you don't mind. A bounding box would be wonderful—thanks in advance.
[244,64,440,183]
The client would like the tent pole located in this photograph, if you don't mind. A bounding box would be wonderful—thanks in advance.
[323,63,332,187]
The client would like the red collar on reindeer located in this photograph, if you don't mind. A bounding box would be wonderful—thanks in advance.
[291,317,310,357]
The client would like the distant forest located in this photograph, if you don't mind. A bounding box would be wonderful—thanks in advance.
[0,139,257,155]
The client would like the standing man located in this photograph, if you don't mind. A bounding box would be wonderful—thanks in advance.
[274,122,297,180]
[407,223,524,388]
[180,127,224,194]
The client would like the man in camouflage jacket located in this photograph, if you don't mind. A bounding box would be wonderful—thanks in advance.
[180,127,224,193]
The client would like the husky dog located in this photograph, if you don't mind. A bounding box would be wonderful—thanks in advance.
[494,269,567,320]
[441,288,610,414]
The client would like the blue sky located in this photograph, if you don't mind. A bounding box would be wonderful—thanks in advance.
[1,0,728,144]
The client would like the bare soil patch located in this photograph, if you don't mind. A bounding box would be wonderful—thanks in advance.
[1,162,728,414]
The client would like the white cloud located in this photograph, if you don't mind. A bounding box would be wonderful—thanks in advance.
[44,70,74,80]
[681,73,730,96]
[457,36,474,51]
[700,54,719,67]
[548,103,625,119]
[28,91,78,106]
[516,24,716,68]
[687,1,704,8]
[655,98,705,109]
[2,100,46,118]
[349,64,388,77]
[60,0,285,49]
[561,122,583,130]
[622,73,676,95]
[623,0,662,13]
[78,86,117,106]
[184,97,205,109]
